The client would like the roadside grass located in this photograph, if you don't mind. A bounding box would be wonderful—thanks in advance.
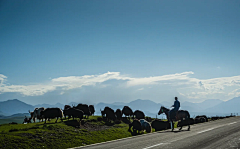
[0,116,133,149]
[0,116,180,149]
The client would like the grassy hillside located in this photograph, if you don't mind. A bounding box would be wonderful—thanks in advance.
[0,116,139,149]
[0,117,25,125]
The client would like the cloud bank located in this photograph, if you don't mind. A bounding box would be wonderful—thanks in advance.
[0,71,240,101]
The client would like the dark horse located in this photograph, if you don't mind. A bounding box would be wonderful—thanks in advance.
[158,106,190,131]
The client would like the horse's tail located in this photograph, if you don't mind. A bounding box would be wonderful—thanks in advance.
[186,111,190,119]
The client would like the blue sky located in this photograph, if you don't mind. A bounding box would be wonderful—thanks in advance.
[0,0,240,105]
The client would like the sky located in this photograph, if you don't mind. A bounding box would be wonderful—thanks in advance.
[0,0,240,105]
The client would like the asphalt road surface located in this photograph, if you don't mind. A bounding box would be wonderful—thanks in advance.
[72,116,240,149]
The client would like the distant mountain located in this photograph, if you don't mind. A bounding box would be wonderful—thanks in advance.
[206,97,240,114]
[0,99,34,115]
[128,99,162,113]
[197,99,223,110]
[0,113,30,119]
[0,97,237,118]
[0,110,7,116]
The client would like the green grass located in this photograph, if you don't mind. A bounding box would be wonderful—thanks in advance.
[0,116,133,149]
[0,117,25,125]
[0,116,180,149]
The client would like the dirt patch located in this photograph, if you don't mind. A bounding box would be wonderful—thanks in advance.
[81,122,112,131]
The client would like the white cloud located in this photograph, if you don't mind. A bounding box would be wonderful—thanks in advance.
[126,71,194,86]
[0,71,240,101]
[0,74,7,86]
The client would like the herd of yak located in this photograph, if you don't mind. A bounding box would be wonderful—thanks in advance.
[22,104,235,134]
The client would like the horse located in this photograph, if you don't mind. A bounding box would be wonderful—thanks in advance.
[158,106,190,131]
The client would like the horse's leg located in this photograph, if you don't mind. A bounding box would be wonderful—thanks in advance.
[179,123,182,131]
[188,119,190,131]
[171,121,174,131]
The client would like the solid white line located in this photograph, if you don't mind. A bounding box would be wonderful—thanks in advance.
[228,122,237,125]
[197,128,216,134]
[142,143,166,149]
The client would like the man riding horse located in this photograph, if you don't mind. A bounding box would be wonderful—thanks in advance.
[158,97,190,131]
[168,97,180,120]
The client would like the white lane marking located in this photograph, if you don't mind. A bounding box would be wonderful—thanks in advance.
[197,127,216,134]
[142,143,168,149]
[228,122,237,125]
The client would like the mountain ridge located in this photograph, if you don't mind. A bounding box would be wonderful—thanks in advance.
[0,97,238,117]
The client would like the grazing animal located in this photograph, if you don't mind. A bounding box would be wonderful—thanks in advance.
[29,107,45,123]
[195,115,208,122]
[158,106,191,131]
[195,117,206,124]
[115,109,122,120]
[122,106,133,118]
[101,106,116,122]
[133,110,145,120]
[128,119,142,133]
[140,119,152,133]
[151,119,170,131]
[63,105,72,119]
[40,108,63,123]
[23,116,32,124]
[64,105,71,110]
[76,104,91,118]
[63,108,84,122]
[89,105,95,116]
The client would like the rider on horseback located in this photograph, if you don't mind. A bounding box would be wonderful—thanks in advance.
[168,97,180,120]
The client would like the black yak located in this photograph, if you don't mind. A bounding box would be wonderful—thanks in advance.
[40,108,63,123]
[115,109,122,120]
[195,115,208,122]
[133,110,145,120]
[129,119,142,133]
[151,119,170,131]
[89,105,95,116]
[76,104,91,118]
[63,108,84,122]
[101,106,116,122]
[122,106,133,118]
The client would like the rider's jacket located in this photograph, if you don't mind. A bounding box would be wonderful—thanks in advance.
[173,100,180,111]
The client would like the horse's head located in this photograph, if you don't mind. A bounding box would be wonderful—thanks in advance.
[158,106,164,115]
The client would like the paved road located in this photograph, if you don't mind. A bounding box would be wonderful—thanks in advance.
[72,116,240,149]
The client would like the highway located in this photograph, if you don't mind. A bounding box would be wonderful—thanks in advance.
[72,116,240,149]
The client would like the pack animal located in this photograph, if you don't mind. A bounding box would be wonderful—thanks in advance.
[63,108,84,122]
[89,105,95,116]
[40,108,63,123]
[133,110,145,120]
[151,119,170,131]
[76,104,91,118]
[101,106,116,122]
[29,107,45,123]
[115,109,122,120]
[128,119,142,133]
[122,106,133,119]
